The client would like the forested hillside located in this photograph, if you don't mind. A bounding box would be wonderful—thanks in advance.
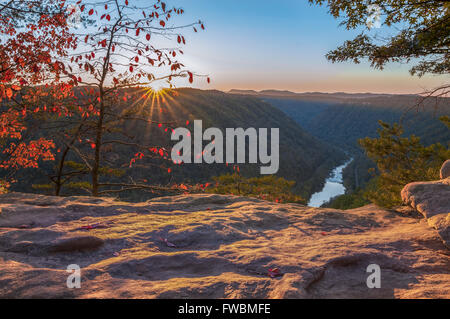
[233,91,450,192]
[7,89,345,201]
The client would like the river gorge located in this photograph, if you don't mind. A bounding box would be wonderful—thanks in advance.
[308,159,353,207]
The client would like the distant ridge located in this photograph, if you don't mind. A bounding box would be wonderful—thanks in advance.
[228,89,259,95]
[228,88,417,100]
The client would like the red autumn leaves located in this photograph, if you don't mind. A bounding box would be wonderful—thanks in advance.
[0,0,78,170]
[1,0,209,185]
[78,1,206,87]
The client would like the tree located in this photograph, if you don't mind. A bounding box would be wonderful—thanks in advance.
[309,0,449,97]
[207,171,305,204]
[0,0,78,189]
[50,0,206,196]
[359,119,449,207]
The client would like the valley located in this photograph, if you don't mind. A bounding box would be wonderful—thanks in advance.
[6,89,346,202]
[3,87,449,207]
[231,90,450,201]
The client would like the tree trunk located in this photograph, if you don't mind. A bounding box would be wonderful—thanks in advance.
[55,146,70,196]
[92,89,105,197]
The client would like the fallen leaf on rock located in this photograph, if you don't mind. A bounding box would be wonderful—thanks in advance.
[268,268,283,278]
[79,222,112,231]
[159,237,177,248]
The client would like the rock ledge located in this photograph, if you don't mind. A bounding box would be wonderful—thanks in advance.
[0,192,449,298]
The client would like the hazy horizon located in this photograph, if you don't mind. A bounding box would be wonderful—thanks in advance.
[169,86,425,96]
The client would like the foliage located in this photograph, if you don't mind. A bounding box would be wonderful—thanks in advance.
[0,0,77,179]
[359,120,449,207]
[309,0,450,77]
[0,178,9,194]
[323,187,371,209]
[207,172,306,204]
[440,115,450,129]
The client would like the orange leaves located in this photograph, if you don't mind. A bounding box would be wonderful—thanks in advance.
[0,138,56,169]
[171,62,183,72]
[5,88,13,99]
[0,111,25,139]
[99,39,107,47]
[135,152,144,159]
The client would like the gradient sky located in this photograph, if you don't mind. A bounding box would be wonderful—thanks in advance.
[163,0,448,94]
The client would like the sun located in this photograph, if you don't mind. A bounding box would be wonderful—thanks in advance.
[148,82,168,95]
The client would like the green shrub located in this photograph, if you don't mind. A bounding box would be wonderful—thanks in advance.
[207,173,305,204]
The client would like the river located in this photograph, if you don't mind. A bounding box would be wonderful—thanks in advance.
[308,159,353,207]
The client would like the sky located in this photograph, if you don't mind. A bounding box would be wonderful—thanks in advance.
[162,0,448,94]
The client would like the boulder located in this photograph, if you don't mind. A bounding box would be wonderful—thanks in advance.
[401,178,450,248]
[441,159,450,179]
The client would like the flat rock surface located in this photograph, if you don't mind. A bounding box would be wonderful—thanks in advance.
[0,192,449,299]
[402,178,450,248]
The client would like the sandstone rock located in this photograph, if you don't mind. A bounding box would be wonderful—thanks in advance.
[441,159,450,179]
[401,178,450,248]
[48,236,104,253]
[6,241,36,254]
[0,193,449,298]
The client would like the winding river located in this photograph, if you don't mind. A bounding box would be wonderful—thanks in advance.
[308,159,353,207]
